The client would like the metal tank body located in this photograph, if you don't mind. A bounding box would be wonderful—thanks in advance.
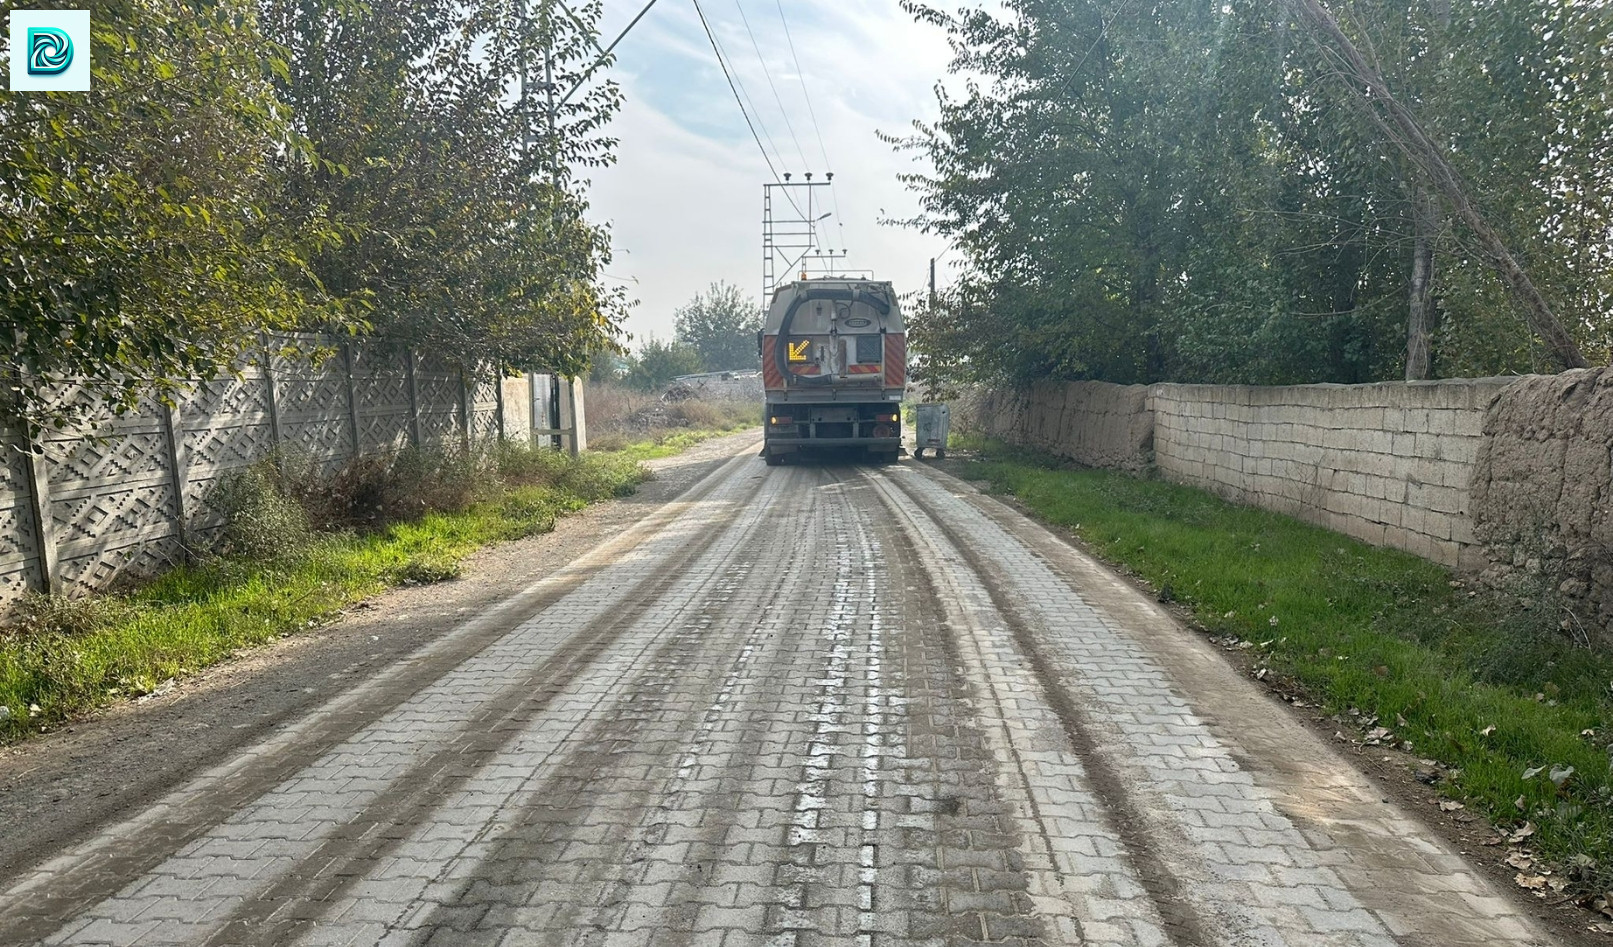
[759,278,905,465]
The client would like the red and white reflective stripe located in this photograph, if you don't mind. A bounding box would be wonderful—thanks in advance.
[883,334,907,389]
[762,336,784,390]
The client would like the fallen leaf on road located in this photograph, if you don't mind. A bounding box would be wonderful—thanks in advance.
[1481,724,1497,736]
[1523,765,1546,780]
[1438,800,1464,812]
[1506,852,1534,870]
[1511,822,1538,843]
[1550,765,1576,788]
[1516,873,1548,891]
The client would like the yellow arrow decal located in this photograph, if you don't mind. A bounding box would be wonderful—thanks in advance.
[787,339,811,362]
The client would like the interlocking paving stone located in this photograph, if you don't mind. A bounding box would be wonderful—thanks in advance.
[0,451,1559,946]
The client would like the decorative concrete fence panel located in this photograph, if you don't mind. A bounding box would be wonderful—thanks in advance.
[0,337,575,610]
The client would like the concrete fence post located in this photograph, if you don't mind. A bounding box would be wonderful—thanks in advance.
[19,429,58,595]
[262,348,282,457]
[495,371,506,442]
[158,401,190,556]
[457,370,472,454]
[564,378,585,457]
[341,343,360,458]
[535,372,548,451]
[405,350,421,448]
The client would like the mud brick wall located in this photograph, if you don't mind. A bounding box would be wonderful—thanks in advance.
[1470,368,1613,641]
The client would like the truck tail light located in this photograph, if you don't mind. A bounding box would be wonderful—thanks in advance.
[769,415,793,426]
[875,413,899,423]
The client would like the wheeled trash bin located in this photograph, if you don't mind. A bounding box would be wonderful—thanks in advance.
[913,402,950,460]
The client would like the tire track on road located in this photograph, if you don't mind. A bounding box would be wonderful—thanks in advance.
[2,449,765,947]
[866,469,1177,946]
[196,463,790,946]
[905,460,1555,947]
[380,466,820,945]
[878,465,1412,946]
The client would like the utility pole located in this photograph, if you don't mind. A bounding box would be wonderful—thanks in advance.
[928,258,937,310]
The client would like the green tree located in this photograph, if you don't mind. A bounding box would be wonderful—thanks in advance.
[673,282,763,372]
[260,0,627,376]
[1,0,336,429]
[625,337,704,391]
[894,0,1612,388]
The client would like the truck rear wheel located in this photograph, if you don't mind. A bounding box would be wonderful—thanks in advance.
[764,451,784,466]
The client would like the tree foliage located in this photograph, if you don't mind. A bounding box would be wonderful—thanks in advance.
[894,0,1613,389]
[1,0,329,428]
[260,0,627,377]
[673,282,763,372]
[624,337,704,392]
[2,0,628,430]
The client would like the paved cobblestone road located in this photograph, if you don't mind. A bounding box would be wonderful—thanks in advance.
[0,444,1556,946]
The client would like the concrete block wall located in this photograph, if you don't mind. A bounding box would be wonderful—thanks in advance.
[965,372,1613,640]
[1149,380,1512,569]
[965,383,1154,472]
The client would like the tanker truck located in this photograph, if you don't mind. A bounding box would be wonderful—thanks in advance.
[759,278,905,465]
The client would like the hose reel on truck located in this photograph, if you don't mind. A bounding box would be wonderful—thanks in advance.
[772,286,892,388]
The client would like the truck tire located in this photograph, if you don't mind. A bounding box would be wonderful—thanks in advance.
[913,447,924,460]
[765,451,784,466]
[936,448,947,460]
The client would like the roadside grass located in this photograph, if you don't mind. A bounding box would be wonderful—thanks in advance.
[955,437,1613,895]
[589,398,760,460]
[0,447,648,744]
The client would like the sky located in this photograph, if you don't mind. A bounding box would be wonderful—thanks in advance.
[580,0,965,347]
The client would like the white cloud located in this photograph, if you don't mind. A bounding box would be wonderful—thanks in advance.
[584,0,967,346]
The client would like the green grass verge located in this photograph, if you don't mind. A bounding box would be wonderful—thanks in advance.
[595,418,760,462]
[0,450,648,744]
[957,437,1613,894]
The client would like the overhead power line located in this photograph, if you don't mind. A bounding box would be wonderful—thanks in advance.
[690,0,787,185]
[732,0,810,170]
[773,0,830,172]
[771,0,844,253]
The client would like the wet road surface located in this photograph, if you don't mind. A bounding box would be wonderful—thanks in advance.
[0,442,1553,945]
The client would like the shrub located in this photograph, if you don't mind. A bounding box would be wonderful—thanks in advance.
[282,446,487,531]
[207,462,314,560]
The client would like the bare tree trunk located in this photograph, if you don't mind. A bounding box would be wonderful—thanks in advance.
[1406,187,1437,380]
[1289,0,1589,371]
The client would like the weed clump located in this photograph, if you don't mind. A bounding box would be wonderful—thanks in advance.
[385,556,462,585]
[208,463,315,560]
[3,594,147,644]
